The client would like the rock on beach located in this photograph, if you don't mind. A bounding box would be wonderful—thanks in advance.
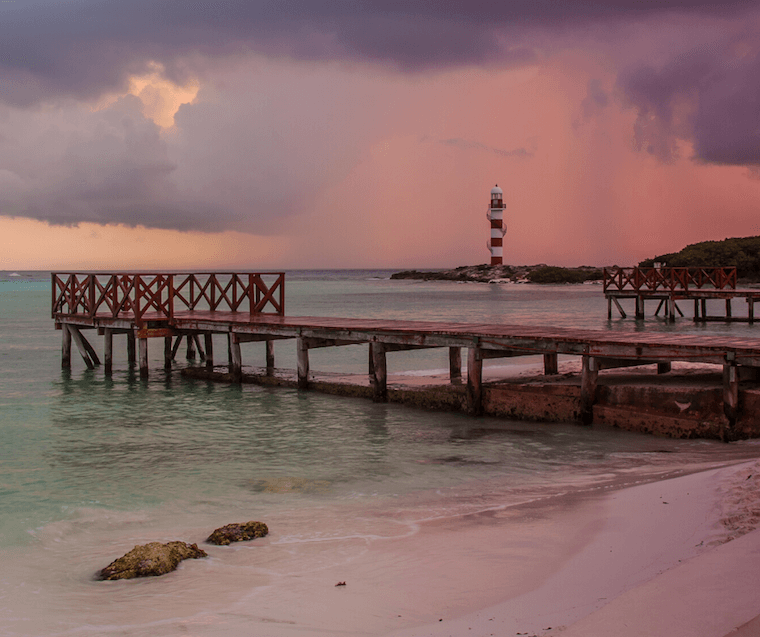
[97,541,207,580]
[206,521,269,545]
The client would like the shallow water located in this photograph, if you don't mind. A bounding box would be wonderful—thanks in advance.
[1,271,759,635]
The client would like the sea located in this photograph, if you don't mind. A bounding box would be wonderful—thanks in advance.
[1,269,759,636]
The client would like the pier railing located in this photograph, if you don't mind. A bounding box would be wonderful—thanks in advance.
[51,272,285,325]
[602,267,737,293]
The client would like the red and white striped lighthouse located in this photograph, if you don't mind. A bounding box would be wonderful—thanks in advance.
[486,184,507,265]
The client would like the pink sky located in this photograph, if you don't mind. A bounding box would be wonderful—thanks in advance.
[0,1,759,270]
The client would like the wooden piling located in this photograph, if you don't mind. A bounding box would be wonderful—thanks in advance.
[372,342,388,402]
[466,346,483,416]
[297,337,309,389]
[205,333,214,370]
[186,335,196,360]
[61,324,72,369]
[127,332,136,364]
[543,352,559,375]
[230,335,242,383]
[266,340,275,374]
[723,362,739,428]
[449,347,462,382]
[164,337,172,370]
[171,335,182,361]
[69,325,95,370]
[138,337,148,379]
[580,356,598,425]
[657,362,672,374]
[104,329,113,375]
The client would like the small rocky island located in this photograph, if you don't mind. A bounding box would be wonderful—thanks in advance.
[391,264,604,284]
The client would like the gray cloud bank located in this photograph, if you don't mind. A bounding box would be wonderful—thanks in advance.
[0,0,753,105]
[0,0,759,233]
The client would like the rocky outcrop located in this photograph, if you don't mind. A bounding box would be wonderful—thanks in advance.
[97,541,207,580]
[206,521,269,545]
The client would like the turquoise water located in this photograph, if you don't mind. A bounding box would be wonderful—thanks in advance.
[1,271,759,636]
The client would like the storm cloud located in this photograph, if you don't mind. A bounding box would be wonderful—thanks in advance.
[1,0,760,237]
[0,0,754,105]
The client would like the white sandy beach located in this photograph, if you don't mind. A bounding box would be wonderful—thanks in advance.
[217,458,760,637]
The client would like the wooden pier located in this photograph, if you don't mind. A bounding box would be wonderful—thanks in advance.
[604,266,760,322]
[52,272,760,429]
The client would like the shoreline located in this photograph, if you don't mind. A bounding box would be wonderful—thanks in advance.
[383,458,760,637]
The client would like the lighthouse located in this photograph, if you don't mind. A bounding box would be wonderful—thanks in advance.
[486,185,507,265]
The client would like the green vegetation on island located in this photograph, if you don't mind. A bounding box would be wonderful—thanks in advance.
[639,236,760,280]
[390,264,603,284]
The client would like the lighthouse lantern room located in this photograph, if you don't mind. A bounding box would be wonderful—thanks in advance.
[486,185,507,265]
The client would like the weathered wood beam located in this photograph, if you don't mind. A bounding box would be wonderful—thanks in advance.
[449,347,462,382]
[543,352,559,375]
[164,336,172,371]
[139,337,148,379]
[723,362,739,427]
[68,325,95,370]
[170,335,183,361]
[104,329,113,375]
[296,337,309,389]
[266,339,275,374]
[234,334,291,343]
[230,334,242,383]
[78,329,101,366]
[371,342,387,402]
[205,333,214,370]
[612,297,627,318]
[596,357,663,370]
[193,334,205,362]
[62,323,72,369]
[580,356,598,425]
[467,346,483,416]
[127,332,136,364]
[726,298,733,319]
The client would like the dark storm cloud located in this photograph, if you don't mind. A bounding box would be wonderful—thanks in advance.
[0,0,752,105]
[618,43,760,166]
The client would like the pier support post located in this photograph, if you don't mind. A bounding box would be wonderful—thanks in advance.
[667,298,676,322]
[749,299,755,325]
[635,297,644,320]
[230,335,242,383]
[726,299,732,319]
[467,346,483,416]
[701,299,707,321]
[580,356,598,426]
[266,340,275,375]
[127,332,136,364]
[297,337,309,389]
[186,335,196,361]
[368,343,375,381]
[372,342,388,402]
[694,299,700,321]
[449,347,462,382]
[61,324,72,369]
[104,329,113,375]
[723,361,739,430]
[205,333,214,370]
[69,325,95,370]
[657,362,672,374]
[138,337,148,379]
[543,352,559,375]
[164,337,172,371]
[607,297,612,320]
[170,335,182,361]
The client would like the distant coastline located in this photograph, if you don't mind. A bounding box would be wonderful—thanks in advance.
[390,264,604,284]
